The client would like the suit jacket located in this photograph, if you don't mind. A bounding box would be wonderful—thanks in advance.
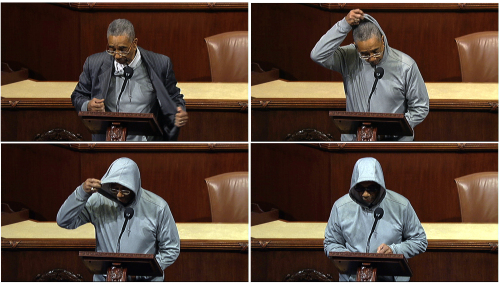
[71,47,186,141]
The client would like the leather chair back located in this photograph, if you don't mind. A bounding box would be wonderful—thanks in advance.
[455,31,498,82]
[204,31,248,82]
[205,171,248,222]
[455,172,498,222]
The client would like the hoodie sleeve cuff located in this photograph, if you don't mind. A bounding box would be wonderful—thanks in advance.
[81,100,89,112]
[75,184,92,202]
[338,17,353,33]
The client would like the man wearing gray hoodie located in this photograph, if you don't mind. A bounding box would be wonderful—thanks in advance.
[57,157,180,281]
[311,9,429,141]
[324,157,427,281]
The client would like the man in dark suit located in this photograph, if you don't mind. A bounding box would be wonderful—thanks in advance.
[71,19,188,141]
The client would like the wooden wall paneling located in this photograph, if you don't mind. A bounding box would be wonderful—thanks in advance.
[1,249,94,282]
[164,250,248,281]
[177,110,248,141]
[251,249,336,282]
[1,3,81,81]
[251,3,498,82]
[78,9,248,82]
[1,109,92,141]
[250,241,498,281]
[415,110,498,141]
[2,3,248,82]
[251,4,331,81]
[251,108,342,141]
[79,148,248,222]
[1,144,248,223]
[250,106,498,141]
[250,143,498,222]
[2,240,248,281]
[1,101,248,141]
[1,144,81,221]
[251,143,332,221]
[410,250,498,282]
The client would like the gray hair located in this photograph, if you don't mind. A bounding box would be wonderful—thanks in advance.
[353,20,382,43]
[107,19,135,40]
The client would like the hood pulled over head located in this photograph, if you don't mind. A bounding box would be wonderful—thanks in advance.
[349,157,386,208]
[99,157,141,204]
[353,14,390,65]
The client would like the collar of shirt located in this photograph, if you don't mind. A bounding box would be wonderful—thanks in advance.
[114,47,142,76]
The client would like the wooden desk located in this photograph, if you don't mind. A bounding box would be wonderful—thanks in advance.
[1,220,248,281]
[251,221,498,282]
[251,80,498,141]
[1,80,248,141]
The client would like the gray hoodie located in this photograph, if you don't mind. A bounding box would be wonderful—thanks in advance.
[57,157,180,281]
[311,15,429,141]
[324,157,427,281]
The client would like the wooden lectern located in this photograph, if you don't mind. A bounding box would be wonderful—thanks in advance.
[328,252,412,282]
[78,111,163,141]
[79,251,163,282]
[329,111,412,141]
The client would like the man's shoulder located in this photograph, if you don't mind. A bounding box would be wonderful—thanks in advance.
[334,193,355,208]
[86,51,111,63]
[140,48,171,64]
[140,189,169,209]
[388,47,416,68]
[384,189,410,207]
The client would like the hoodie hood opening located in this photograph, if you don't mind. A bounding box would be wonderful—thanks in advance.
[348,157,387,209]
[99,157,142,207]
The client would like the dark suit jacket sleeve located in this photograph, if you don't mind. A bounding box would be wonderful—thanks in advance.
[163,59,185,109]
[154,54,185,141]
[71,57,92,111]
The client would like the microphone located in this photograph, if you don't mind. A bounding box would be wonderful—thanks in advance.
[367,67,384,112]
[116,66,134,112]
[117,207,134,252]
[366,207,384,253]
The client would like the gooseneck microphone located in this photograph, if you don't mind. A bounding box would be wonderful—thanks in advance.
[366,207,384,253]
[367,67,384,112]
[117,207,134,252]
[116,66,134,112]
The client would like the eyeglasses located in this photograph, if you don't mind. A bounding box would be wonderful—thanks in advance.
[106,43,134,57]
[358,52,383,61]
[354,185,379,193]
[110,188,131,195]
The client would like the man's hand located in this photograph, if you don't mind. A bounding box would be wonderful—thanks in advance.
[377,243,393,254]
[174,106,188,127]
[83,178,102,193]
[88,98,105,112]
[345,9,364,26]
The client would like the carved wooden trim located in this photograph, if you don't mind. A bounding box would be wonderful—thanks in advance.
[251,239,498,252]
[81,251,154,259]
[2,238,249,252]
[1,98,74,109]
[284,269,334,282]
[108,265,126,282]
[60,143,248,152]
[309,143,497,152]
[34,128,83,141]
[181,240,248,252]
[3,97,495,112]
[1,98,248,111]
[305,3,498,11]
[251,98,498,112]
[55,3,248,11]
[1,238,96,249]
[251,239,324,250]
[285,129,333,141]
[358,266,376,282]
[35,269,84,282]
[427,241,499,252]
